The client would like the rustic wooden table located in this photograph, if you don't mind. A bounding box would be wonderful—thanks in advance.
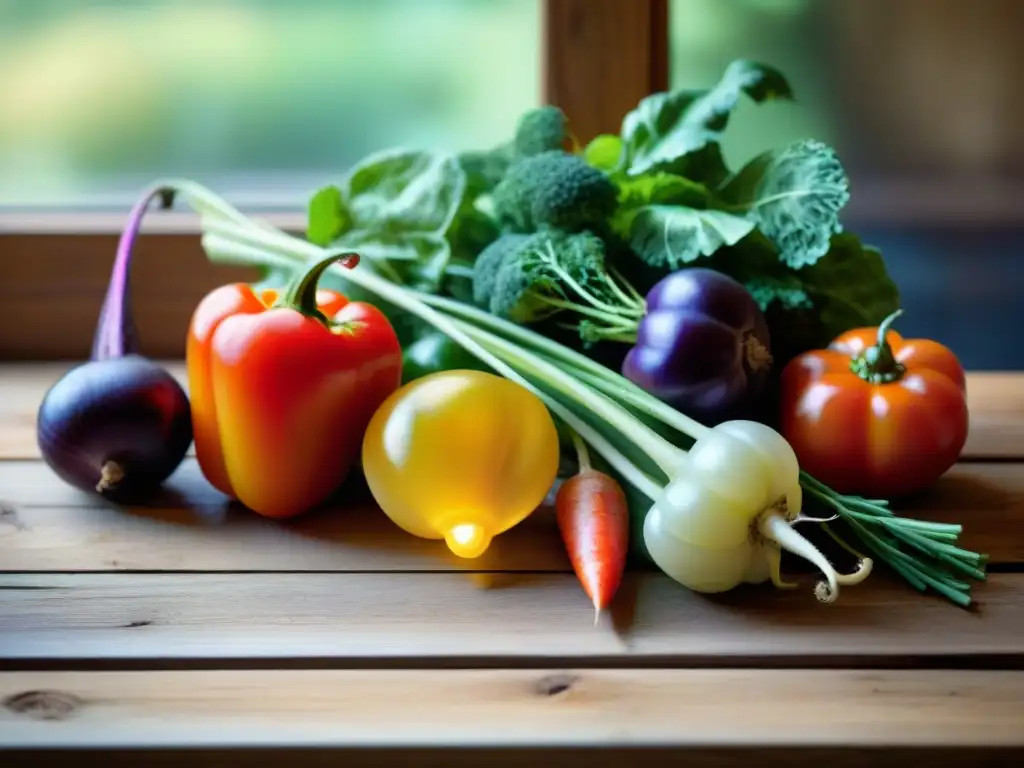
[1,363,1023,767]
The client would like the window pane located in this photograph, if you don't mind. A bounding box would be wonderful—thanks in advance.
[670,0,1024,370]
[0,0,541,209]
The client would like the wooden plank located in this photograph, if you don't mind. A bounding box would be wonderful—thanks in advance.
[1,668,1023,753]
[1,457,1018,571]
[961,372,1024,459]
[0,234,258,360]
[0,459,569,573]
[0,362,194,460]
[4,749,1016,768]
[1,572,1022,665]
[3,363,1021,460]
[543,0,669,145]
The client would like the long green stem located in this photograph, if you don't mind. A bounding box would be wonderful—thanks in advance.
[194,199,668,500]
[417,293,715,440]
[583,329,642,344]
[541,296,640,329]
[600,271,646,313]
[610,265,646,304]
[166,178,987,607]
[458,321,683,478]
[558,319,637,337]
[541,241,644,320]
[444,263,476,280]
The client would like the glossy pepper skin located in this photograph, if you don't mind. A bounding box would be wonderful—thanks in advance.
[779,310,968,499]
[187,253,403,518]
[401,330,490,385]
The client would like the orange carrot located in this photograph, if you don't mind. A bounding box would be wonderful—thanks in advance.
[555,431,629,625]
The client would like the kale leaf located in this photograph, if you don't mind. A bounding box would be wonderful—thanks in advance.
[620,60,794,179]
[718,139,850,269]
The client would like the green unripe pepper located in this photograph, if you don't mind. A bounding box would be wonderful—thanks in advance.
[401,331,491,384]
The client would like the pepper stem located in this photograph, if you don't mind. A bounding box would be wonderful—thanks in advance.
[92,186,173,361]
[274,251,361,319]
[850,309,906,384]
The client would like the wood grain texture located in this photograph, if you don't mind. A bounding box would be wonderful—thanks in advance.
[2,364,1022,460]
[961,372,1024,458]
[0,363,192,459]
[1,668,1023,750]
[0,460,568,573]
[0,457,1019,571]
[543,0,668,144]
[2,572,1022,666]
[4,750,1019,768]
[0,234,258,360]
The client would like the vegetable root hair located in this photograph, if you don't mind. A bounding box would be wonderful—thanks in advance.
[758,509,871,603]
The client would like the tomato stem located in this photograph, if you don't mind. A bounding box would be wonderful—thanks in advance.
[275,251,360,320]
[850,308,906,384]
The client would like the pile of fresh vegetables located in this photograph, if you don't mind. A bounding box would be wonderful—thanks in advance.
[37,60,985,614]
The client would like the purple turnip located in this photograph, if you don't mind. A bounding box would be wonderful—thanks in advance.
[36,187,193,500]
[620,269,773,424]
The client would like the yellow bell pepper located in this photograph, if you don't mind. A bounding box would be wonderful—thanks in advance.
[361,369,560,558]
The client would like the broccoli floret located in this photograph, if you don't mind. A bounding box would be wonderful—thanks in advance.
[458,148,512,197]
[472,230,611,324]
[493,150,618,233]
[513,106,570,158]
[471,232,533,307]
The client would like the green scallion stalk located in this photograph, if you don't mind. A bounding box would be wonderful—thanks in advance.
[159,178,989,607]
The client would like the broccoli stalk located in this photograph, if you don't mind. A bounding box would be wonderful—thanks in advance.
[471,230,646,343]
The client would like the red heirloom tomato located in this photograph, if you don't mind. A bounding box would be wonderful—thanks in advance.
[779,310,968,498]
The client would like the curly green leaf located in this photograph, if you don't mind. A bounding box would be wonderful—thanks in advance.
[720,139,850,269]
[621,59,794,177]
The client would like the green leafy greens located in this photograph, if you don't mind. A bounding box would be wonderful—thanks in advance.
[619,59,794,180]
[610,173,753,268]
[719,139,850,269]
[178,57,978,608]
[305,148,467,291]
[300,58,900,362]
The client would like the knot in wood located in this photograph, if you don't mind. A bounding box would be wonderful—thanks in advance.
[3,690,82,720]
[534,673,578,697]
[0,502,26,530]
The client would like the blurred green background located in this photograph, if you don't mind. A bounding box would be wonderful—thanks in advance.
[3,0,1019,205]
[0,0,542,208]
[0,0,845,209]
[1,0,1021,368]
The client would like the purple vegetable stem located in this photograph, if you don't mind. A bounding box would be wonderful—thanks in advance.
[91,186,174,361]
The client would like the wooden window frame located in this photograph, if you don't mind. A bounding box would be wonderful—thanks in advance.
[0,0,668,361]
[6,0,1024,361]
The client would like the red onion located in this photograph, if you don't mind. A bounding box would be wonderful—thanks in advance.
[36,188,193,500]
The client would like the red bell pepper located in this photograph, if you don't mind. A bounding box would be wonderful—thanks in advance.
[779,309,969,498]
[186,253,403,518]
